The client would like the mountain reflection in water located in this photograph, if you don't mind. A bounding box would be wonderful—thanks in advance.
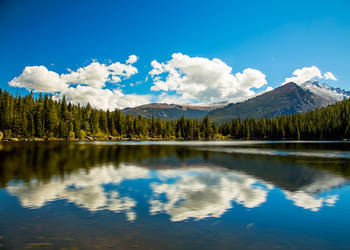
[1,142,348,222]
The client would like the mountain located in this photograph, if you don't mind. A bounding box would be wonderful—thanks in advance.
[300,80,350,103]
[122,80,349,121]
[122,103,223,119]
[208,82,332,122]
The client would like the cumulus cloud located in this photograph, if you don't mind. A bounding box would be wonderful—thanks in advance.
[149,53,267,103]
[235,68,267,89]
[10,54,271,107]
[9,66,68,92]
[126,55,138,64]
[284,66,337,85]
[9,56,150,110]
[62,62,108,89]
[54,86,150,110]
[13,56,342,109]
[61,60,138,88]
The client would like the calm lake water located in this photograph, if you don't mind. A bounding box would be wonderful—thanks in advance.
[0,141,350,249]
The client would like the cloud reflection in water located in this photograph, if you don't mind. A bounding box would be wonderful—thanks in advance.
[6,163,344,222]
[7,164,151,221]
[149,168,271,221]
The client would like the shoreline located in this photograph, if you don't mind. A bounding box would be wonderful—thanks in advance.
[0,138,348,142]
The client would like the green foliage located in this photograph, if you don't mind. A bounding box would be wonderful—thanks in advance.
[219,99,350,140]
[77,129,86,140]
[0,89,216,140]
[0,88,350,140]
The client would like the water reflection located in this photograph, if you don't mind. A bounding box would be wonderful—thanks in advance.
[1,142,350,249]
[4,156,347,221]
[207,147,350,159]
[6,163,271,222]
[284,191,337,212]
[6,164,152,221]
[149,167,270,221]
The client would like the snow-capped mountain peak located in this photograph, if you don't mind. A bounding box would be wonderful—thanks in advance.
[300,80,350,103]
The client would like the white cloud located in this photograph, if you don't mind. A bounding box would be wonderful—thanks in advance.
[284,66,322,85]
[284,66,337,85]
[126,55,138,64]
[149,53,267,103]
[55,85,150,110]
[108,61,138,83]
[324,72,338,81]
[61,62,110,89]
[235,68,267,89]
[9,66,68,92]
[9,54,270,108]
[61,61,138,88]
[9,56,150,110]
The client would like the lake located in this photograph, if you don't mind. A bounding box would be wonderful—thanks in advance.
[0,141,350,249]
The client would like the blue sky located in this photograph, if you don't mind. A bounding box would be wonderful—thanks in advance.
[1,0,349,109]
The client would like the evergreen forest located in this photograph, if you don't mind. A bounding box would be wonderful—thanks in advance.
[0,89,350,140]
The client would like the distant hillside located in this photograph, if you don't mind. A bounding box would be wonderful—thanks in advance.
[208,82,332,122]
[122,103,222,119]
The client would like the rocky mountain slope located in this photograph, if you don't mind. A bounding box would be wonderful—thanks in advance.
[208,82,333,122]
[122,80,349,122]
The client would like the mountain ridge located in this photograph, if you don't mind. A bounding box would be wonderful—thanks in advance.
[122,103,223,119]
[122,80,349,121]
[208,82,332,121]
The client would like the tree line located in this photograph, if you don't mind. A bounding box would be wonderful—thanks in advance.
[0,88,350,140]
[2,142,350,188]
